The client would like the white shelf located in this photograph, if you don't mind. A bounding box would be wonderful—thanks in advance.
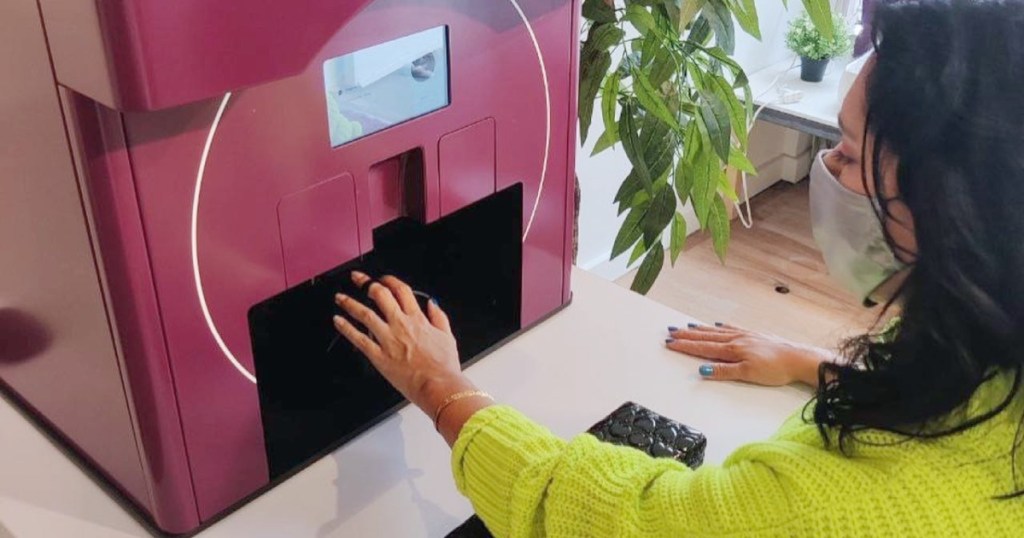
[746,58,846,140]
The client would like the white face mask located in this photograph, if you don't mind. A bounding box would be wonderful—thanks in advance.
[809,150,905,304]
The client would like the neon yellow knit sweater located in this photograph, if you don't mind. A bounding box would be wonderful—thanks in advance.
[452,373,1024,536]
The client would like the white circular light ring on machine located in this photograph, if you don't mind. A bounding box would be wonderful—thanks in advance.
[190,91,256,384]
[508,0,552,241]
[192,2,552,384]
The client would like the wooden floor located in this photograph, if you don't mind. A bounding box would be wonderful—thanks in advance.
[615,180,879,349]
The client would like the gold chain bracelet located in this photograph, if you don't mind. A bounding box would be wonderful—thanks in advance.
[433,390,493,431]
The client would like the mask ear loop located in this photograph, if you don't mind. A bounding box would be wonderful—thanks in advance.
[863,190,914,308]
[861,125,917,304]
[862,262,912,308]
[874,192,917,265]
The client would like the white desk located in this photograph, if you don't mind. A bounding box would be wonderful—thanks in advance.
[747,58,845,141]
[0,269,811,537]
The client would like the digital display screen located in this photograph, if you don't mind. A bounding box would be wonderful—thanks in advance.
[323,26,450,147]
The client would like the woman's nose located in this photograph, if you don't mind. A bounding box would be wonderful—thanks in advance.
[822,150,844,178]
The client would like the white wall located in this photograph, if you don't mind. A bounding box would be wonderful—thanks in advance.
[576,1,806,280]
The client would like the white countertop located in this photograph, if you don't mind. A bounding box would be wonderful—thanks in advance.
[0,269,811,537]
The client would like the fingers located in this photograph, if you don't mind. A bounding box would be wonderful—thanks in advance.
[379,275,423,317]
[698,362,746,382]
[351,270,373,288]
[427,299,452,334]
[352,271,403,322]
[333,315,382,359]
[669,322,743,335]
[669,328,737,343]
[665,339,741,362]
[335,293,389,337]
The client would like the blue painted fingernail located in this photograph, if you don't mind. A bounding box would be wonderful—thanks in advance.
[699,364,714,377]
[665,338,674,344]
[714,322,724,327]
[668,326,678,332]
[687,323,699,328]
[430,297,439,307]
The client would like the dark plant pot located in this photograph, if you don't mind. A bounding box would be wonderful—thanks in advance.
[800,56,830,82]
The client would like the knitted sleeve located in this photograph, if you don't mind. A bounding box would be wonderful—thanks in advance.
[451,405,801,537]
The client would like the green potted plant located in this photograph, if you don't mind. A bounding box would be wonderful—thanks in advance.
[785,12,853,82]
[580,0,833,293]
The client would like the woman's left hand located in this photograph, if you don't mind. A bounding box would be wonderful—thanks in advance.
[332,272,476,415]
[666,324,834,387]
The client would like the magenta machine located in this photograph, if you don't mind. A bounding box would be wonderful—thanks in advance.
[1,0,579,533]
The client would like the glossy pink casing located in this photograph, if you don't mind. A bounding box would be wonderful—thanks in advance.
[2,0,580,533]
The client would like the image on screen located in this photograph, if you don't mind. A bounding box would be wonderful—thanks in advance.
[323,26,450,147]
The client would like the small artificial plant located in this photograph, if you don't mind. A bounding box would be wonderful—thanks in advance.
[580,0,833,294]
[785,12,853,61]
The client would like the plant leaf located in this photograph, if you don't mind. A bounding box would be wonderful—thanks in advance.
[707,73,747,149]
[661,0,681,32]
[618,101,653,193]
[686,60,706,90]
[674,0,706,33]
[628,239,649,266]
[689,15,713,44]
[630,189,652,209]
[640,32,659,67]
[702,46,744,74]
[650,2,675,33]
[708,195,731,262]
[689,143,718,226]
[583,0,618,24]
[591,129,619,156]
[617,51,641,80]
[612,203,648,259]
[614,169,644,206]
[601,72,620,139]
[633,70,682,132]
[631,244,665,294]
[702,0,735,55]
[740,75,754,126]
[718,168,739,201]
[642,184,677,246]
[585,23,626,55]
[638,107,675,183]
[728,147,756,174]
[674,152,693,201]
[626,4,658,36]
[683,118,701,161]
[619,188,652,216]
[801,0,834,40]
[670,211,687,264]
[697,90,732,162]
[578,49,611,143]
[648,47,677,88]
[726,0,761,40]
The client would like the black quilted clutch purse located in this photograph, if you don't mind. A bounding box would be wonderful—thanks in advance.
[447,402,706,537]
[586,401,706,469]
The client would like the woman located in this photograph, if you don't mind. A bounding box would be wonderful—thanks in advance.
[331,1,1024,535]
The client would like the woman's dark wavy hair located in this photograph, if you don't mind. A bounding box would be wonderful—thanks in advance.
[811,0,1024,497]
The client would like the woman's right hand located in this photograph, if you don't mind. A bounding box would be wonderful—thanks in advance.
[666,324,835,388]
[332,272,472,413]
